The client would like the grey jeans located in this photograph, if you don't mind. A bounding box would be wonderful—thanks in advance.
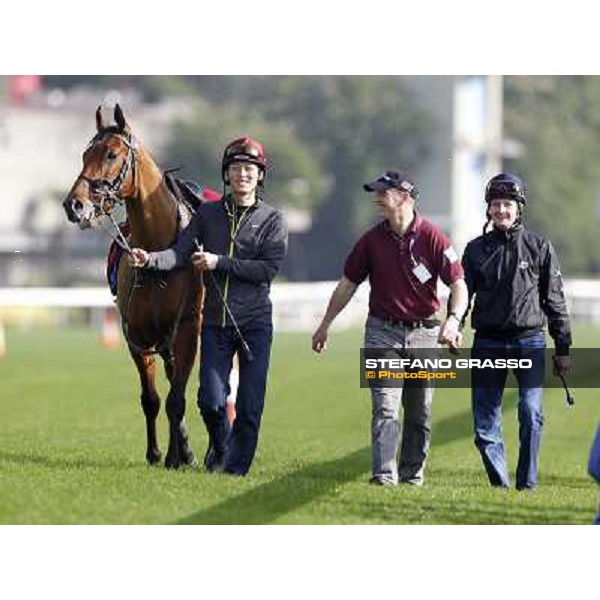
[364,315,440,485]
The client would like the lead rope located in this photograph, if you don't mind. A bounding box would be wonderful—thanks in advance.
[105,210,134,255]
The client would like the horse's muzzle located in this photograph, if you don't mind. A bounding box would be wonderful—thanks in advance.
[63,196,93,227]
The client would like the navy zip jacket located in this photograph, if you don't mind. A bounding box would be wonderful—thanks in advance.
[145,195,288,327]
[462,225,572,355]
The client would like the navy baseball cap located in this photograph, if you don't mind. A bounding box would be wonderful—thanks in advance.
[363,170,419,198]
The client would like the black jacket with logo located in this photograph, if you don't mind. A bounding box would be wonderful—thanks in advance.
[145,195,288,327]
[462,225,571,354]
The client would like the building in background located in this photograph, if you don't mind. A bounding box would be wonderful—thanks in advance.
[0,77,192,286]
[1,76,599,328]
[0,75,507,284]
[405,75,503,252]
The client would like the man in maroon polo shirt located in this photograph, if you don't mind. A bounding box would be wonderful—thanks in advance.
[312,170,468,486]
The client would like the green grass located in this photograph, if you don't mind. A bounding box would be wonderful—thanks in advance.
[0,324,598,524]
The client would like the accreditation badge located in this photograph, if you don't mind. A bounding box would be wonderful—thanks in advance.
[412,263,432,283]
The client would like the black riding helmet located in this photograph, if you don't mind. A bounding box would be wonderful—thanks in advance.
[482,173,527,234]
[485,173,527,204]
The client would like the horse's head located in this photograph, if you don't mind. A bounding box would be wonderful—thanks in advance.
[63,104,138,229]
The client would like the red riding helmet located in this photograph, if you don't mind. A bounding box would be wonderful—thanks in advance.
[221,136,267,184]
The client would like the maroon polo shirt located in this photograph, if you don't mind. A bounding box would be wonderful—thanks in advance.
[344,213,464,320]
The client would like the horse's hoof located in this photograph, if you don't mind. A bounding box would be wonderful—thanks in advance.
[146,450,162,466]
[182,453,199,469]
[164,454,181,470]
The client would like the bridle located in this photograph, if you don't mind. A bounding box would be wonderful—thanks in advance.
[79,130,138,254]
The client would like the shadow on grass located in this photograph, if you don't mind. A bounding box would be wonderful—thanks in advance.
[178,392,521,524]
[179,447,372,525]
[541,474,594,490]
[367,493,595,525]
[0,450,147,472]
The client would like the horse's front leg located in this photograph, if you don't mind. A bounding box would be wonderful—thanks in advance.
[131,352,162,465]
[164,379,195,469]
[162,318,199,469]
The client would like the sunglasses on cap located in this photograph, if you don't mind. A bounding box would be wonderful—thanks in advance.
[378,173,415,194]
[486,180,526,203]
[224,143,262,159]
[488,181,523,195]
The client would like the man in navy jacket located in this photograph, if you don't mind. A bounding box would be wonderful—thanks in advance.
[131,137,288,476]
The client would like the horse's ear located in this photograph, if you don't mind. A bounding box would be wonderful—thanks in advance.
[114,103,127,132]
[95,105,106,132]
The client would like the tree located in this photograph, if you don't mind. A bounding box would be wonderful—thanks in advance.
[162,97,329,211]
[42,76,198,103]
[179,76,432,278]
[504,76,600,275]
[45,76,433,279]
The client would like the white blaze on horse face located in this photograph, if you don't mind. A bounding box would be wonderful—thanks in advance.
[77,203,95,228]
[63,187,96,227]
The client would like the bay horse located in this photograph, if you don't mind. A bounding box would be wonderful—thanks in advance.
[63,104,202,469]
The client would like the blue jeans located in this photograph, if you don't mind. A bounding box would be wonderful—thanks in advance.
[197,323,273,476]
[472,332,546,490]
[588,425,600,524]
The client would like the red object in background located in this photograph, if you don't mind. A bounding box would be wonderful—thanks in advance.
[8,75,42,104]
[101,308,121,350]
[201,187,222,202]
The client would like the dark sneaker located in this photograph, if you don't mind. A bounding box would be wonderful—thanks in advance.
[203,445,226,473]
[203,444,214,469]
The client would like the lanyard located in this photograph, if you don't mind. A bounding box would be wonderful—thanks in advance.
[227,202,253,254]
[392,230,418,268]
[220,199,254,326]
[408,237,418,268]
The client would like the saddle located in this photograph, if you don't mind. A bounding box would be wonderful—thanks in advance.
[164,172,203,214]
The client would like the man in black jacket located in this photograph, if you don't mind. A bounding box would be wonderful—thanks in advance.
[130,137,288,475]
[461,173,571,490]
